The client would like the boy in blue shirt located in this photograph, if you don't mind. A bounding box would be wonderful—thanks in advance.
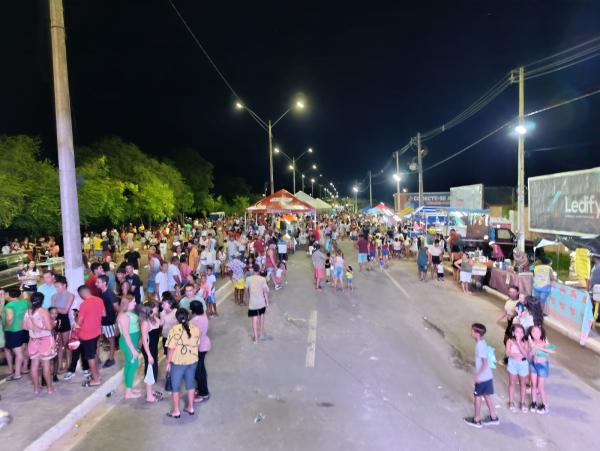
[464,323,500,428]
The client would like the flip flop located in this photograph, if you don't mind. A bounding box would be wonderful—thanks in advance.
[184,409,195,415]
[166,412,181,419]
[7,375,22,381]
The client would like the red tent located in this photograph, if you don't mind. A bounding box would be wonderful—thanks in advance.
[246,189,316,214]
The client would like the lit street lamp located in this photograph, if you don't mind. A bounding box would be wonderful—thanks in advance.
[275,146,315,194]
[235,97,306,194]
[310,177,316,196]
[352,186,359,213]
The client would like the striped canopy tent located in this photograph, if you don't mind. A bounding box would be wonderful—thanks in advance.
[246,189,316,215]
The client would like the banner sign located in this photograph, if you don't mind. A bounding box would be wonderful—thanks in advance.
[529,167,600,236]
[548,282,595,345]
[450,184,484,209]
[394,192,450,211]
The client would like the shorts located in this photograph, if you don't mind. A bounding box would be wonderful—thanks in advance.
[507,357,529,377]
[28,335,57,361]
[234,279,245,290]
[325,268,331,278]
[474,379,494,396]
[23,284,37,293]
[333,267,343,278]
[5,330,29,349]
[369,251,376,259]
[357,253,367,264]
[460,271,472,283]
[95,250,103,257]
[314,267,325,279]
[57,313,71,333]
[382,249,389,257]
[432,255,441,265]
[102,324,116,338]
[169,362,197,392]
[147,279,156,294]
[248,307,266,317]
[529,361,550,378]
[418,264,428,273]
[533,286,551,305]
[80,336,99,361]
[207,293,216,305]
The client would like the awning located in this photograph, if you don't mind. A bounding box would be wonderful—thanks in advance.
[246,189,316,214]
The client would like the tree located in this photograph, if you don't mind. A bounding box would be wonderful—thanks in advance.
[83,137,178,223]
[0,135,60,234]
[166,148,214,215]
[77,156,130,227]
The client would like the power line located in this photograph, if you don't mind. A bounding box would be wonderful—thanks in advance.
[422,87,600,172]
[167,0,240,99]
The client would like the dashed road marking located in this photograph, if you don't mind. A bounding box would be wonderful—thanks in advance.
[306,310,318,368]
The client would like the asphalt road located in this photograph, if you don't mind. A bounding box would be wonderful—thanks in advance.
[56,240,600,451]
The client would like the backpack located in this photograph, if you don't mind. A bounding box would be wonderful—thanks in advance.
[487,345,497,370]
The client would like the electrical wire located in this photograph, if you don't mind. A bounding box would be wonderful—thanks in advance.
[167,0,240,100]
[524,35,600,69]
[524,87,600,117]
[422,87,600,173]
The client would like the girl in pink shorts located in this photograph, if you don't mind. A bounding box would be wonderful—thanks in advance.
[24,292,57,394]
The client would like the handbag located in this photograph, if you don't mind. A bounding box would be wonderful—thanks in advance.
[164,369,173,392]
[144,365,155,385]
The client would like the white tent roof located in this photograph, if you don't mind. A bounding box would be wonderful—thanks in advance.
[295,191,332,211]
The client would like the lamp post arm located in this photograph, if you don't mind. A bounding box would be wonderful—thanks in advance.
[272,107,292,127]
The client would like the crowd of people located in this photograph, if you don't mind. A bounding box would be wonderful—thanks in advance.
[3,210,595,428]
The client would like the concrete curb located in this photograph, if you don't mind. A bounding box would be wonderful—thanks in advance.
[24,369,124,451]
[23,279,233,451]
[482,285,600,356]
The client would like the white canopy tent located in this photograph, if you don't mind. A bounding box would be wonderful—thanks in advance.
[295,191,332,212]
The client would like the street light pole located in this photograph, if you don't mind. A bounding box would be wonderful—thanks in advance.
[301,174,305,192]
[517,66,526,252]
[49,0,84,292]
[292,156,296,193]
[368,171,372,207]
[268,120,274,195]
[417,132,423,209]
[395,151,400,212]
[311,178,315,197]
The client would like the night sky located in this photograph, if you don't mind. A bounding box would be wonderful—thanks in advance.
[2,0,600,203]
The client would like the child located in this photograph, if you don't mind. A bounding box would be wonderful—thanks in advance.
[437,262,445,281]
[505,324,529,413]
[464,323,499,428]
[345,266,354,291]
[325,253,332,285]
[48,307,60,383]
[528,325,555,414]
[273,261,286,290]
[205,266,218,317]
[333,250,345,291]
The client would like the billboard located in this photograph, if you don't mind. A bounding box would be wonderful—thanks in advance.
[394,192,450,211]
[450,184,484,209]
[528,167,600,236]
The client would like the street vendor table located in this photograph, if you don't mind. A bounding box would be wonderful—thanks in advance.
[489,267,533,296]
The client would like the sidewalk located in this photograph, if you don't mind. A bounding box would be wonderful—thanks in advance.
[440,261,600,356]
[0,277,232,451]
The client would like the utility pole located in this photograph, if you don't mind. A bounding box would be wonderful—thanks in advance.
[517,67,526,252]
[368,171,372,207]
[49,0,84,292]
[292,156,296,193]
[268,121,274,195]
[417,132,423,209]
[395,151,400,212]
